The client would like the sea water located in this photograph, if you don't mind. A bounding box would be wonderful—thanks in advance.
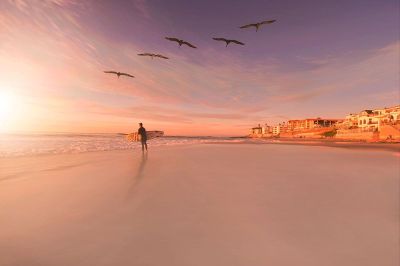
[0,133,249,157]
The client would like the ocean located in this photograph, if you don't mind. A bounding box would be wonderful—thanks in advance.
[0,133,249,157]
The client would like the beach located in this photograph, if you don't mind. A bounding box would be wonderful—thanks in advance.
[0,143,399,266]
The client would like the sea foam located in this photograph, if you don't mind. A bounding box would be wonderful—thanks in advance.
[0,133,247,157]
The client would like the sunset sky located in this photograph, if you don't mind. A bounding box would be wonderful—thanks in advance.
[0,0,399,135]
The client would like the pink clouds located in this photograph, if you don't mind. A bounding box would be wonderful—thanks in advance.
[0,1,398,135]
[71,99,267,124]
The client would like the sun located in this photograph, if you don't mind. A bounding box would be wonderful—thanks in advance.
[0,90,20,130]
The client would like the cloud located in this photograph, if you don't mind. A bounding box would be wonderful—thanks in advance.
[131,0,151,19]
[1,1,398,134]
[8,0,83,11]
[70,99,267,124]
[6,0,395,110]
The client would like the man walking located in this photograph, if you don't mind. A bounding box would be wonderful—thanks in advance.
[138,122,148,152]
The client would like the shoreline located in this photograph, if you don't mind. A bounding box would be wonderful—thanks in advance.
[1,137,399,160]
[245,135,400,143]
[210,137,400,153]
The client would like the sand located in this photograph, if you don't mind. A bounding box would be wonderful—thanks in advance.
[0,144,399,266]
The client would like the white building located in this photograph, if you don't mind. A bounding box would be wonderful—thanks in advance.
[343,113,359,129]
[272,123,288,135]
[357,110,379,131]
[343,105,400,131]
[272,125,280,135]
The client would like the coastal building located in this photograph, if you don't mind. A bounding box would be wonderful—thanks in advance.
[389,106,400,121]
[374,105,400,124]
[286,119,308,131]
[262,123,273,134]
[250,105,399,141]
[342,113,359,129]
[251,124,263,135]
[357,110,379,131]
[287,118,341,131]
[249,123,274,137]
[272,125,280,135]
[272,123,288,135]
[343,105,400,132]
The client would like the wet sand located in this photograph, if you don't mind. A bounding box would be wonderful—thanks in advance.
[240,137,400,152]
[0,144,399,266]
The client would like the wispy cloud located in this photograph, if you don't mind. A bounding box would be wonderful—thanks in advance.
[0,1,398,134]
[130,0,151,19]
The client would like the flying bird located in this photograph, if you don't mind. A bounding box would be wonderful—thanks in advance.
[240,19,276,32]
[103,71,135,78]
[165,37,197,48]
[138,53,169,59]
[212,38,245,47]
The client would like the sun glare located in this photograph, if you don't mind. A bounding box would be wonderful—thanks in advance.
[0,89,19,131]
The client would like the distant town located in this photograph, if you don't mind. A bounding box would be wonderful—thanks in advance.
[250,105,400,142]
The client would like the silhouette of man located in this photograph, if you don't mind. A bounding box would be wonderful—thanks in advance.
[138,122,148,152]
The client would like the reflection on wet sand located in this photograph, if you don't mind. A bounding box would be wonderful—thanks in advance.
[127,152,148,196]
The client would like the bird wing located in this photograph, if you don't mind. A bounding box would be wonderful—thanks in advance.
[231,40,245,45]
[182,41,197,48]
[165,37,180,43]
[260,19,276,25]
[240,23,257,29]
[120,72,135,78]
[155,54,169,59]
[104,71,118,75]
[213,37,227,42]
[138,53,153,56]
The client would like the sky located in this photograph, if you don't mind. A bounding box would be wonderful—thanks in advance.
[0,0,399,136]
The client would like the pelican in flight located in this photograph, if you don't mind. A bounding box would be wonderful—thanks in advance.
[240,19,276,32]
[103,71,135,78]
[165,37,197,48]
[212,38,245,47]
[138,53,169,59]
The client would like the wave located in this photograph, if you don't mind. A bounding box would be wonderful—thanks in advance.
[0,134,248,158]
